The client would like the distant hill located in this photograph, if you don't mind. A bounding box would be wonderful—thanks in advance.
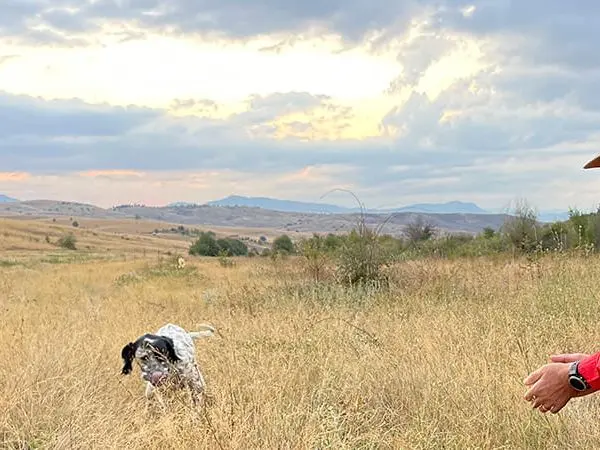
[206,195,350,213]
[0,198,512,236]
[381,201,487,214]
[0,194,17,203]
[0,195,571,237]
[207,195,489,215]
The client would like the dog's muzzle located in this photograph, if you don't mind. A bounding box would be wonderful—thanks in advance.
[143,371,169,386]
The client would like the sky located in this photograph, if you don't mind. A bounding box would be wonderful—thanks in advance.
[1,1,600,212]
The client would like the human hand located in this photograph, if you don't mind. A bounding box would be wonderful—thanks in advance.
[523,362,585,414]
[550,353,590,363]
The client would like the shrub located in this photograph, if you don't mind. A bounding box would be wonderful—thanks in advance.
[298,234,330,282]
[72,221,79,228]
[189,231,220,256]
[218,250,235,267]
[57,233,77,250]
[189,231,248,257]
[501,200,540,253]
[272,234,295,254]
[216,238,248,256]
[481,227,496,239]
[335,226,392,286]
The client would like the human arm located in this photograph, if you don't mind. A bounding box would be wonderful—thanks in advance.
[523,352,598,414]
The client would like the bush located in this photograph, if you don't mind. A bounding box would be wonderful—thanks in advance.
[216,238,248,256]
[189,231,220,256]
[57,233,77,250]
[404,216,437,243]
[189,231,248,257]
[298,234,330,282]
[501,200,541,253]
[335,226,393,286]
[272,234,295,254]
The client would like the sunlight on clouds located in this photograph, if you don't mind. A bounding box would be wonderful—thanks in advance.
[0,32,400,107]
[265,98,396,140]
[4,167,357,208]
[0,172,31,182]
[416,39,487,101]
[461,5,476,18]
[79,170,146,178]
[0,20,493,141]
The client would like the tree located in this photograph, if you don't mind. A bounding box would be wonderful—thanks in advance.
[189,231,219,256]
[272,234,295,254]
[482,227,496,239]
[189,231,249,257]
[216,238,248,256]
[502,200,540,252]
[404,216,436,243]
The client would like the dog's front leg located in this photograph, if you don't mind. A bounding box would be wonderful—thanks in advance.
[145,381,154,399]
[145,381,167,412]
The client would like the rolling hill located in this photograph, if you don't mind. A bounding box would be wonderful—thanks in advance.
[206,195,488,215]
[0,198,511,236]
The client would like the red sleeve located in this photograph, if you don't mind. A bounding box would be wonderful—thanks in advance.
[577,352,600,391]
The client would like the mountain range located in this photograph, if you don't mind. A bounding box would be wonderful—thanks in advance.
[0,194,17,203]
[202,195,570,221]
[202,195,488,215]
[0,193,573,235]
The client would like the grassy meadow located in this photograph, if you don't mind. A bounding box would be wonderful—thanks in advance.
[3,218,600,448]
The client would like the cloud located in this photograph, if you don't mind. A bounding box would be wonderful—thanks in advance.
[0,91,161,138]
[46,0,417,43]
[79,170,146,179]
[0,172,30,182]
[0,90,365,173]
[1,86,598,211]
[430,1,600,71]
[2,0,600,212]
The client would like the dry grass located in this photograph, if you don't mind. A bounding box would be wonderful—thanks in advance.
[3,220,600,448]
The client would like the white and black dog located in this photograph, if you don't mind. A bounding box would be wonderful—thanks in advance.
[121,323,215,405]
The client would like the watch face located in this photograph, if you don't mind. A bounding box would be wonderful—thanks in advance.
[570,376,587,391]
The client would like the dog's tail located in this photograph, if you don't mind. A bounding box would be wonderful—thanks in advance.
[189,323,216,340]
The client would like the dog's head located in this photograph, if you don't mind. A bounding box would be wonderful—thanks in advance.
[121,334,180,385]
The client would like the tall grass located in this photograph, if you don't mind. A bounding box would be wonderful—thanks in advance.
[3,251,600,448]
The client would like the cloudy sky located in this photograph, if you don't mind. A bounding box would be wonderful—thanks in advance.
[1,1,599,211]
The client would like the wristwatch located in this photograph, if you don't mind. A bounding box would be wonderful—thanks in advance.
[569,361,591,391]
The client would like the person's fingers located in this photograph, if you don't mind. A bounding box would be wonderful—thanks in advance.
[524,367,544,386]
[550,397,569,414]
[524,386,537,401]
[529,392,543,408]
[550,353,587,363]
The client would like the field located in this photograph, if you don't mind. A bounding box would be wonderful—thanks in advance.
[3,218,600,449]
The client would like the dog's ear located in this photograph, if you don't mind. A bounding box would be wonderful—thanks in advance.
[121,342,137,375]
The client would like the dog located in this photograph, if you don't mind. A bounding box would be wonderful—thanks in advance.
[120,323,215,406]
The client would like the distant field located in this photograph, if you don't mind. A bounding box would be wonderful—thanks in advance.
[0,217,290,263]
[3,218,600,448]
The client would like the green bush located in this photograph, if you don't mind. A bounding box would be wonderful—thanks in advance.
[272,234,295,254]
[335,226,392,287]
[298,234,330,282]
[189,231,220,256]
[216,238,248,256]
[501,200,540,253]
[57,233,77,250]
[189,231,248,257]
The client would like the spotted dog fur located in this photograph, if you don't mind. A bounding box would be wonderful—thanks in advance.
[121,323,215,405]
